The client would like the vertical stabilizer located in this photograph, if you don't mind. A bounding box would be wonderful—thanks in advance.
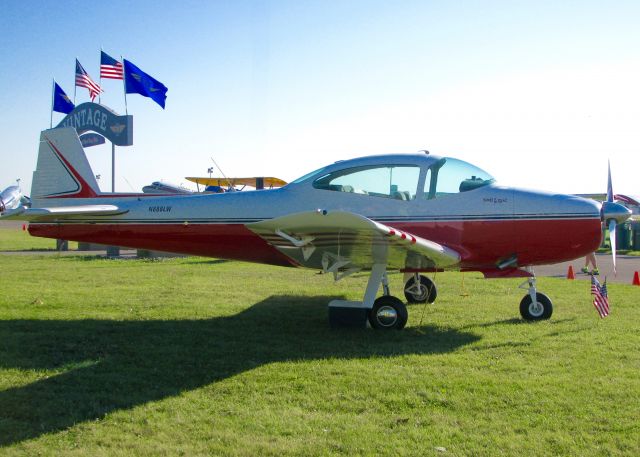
[31,127,101,206]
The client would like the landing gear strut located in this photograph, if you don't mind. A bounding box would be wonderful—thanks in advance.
[518,276,553,321]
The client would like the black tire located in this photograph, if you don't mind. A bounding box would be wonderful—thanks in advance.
[404,275,437,304]
[368,296,408,330]
[519,292,553,321]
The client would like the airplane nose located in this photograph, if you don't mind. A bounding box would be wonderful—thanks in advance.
[601,201,632,224]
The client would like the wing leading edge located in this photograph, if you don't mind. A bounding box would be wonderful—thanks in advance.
[248,210,460,274]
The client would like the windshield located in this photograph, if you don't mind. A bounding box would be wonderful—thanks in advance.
[290,165,331,184]
[424,157,495,199]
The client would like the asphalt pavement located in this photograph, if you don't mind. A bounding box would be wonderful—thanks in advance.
[534,253,640,284]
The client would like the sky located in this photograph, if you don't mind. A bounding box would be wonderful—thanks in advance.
[1,0,639,196]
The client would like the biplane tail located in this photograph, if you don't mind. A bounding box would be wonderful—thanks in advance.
[30,127,101,207]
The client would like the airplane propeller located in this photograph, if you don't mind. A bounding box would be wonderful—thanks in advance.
[600,161,632,275]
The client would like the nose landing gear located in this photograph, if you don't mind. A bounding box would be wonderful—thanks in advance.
[518,276,553,321]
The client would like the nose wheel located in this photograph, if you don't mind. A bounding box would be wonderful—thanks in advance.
[518,276,553,321]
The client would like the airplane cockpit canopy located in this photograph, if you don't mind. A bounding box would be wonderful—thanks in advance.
[290,155,495,201]
[312,165,420,200]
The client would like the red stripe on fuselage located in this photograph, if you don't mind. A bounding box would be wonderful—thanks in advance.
[28,217,602,270]
[387,218,602,268]
[28,223,296,267]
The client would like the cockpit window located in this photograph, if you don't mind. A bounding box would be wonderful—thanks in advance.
[424,157,494,199]
[313,165,420,200]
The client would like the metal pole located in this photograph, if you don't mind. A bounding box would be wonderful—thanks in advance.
[50,79,55,129]
[121,56,128,115]
[112,141,115,192]
[98,47,102,105]
[74,58,77,104]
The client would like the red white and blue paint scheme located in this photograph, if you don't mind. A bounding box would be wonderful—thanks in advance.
[1,127,631,329]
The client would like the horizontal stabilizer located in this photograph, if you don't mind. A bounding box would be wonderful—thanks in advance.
[1,204,126,221]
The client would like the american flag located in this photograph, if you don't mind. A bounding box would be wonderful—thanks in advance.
[591,276,610,318]
[100,51,124,80]
[75,59,103,101]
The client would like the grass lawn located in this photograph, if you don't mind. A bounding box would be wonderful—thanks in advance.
[0,223,77,251]
[0,252,639,456]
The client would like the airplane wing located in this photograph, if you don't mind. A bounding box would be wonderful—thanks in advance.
[247,210,460,275]
[1,204,127,221]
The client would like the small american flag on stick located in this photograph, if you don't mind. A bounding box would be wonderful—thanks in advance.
[100,51,124,80]
[75,59,103,101]
[591,276,610,318]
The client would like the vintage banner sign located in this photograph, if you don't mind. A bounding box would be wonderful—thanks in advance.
[55,102,133,146]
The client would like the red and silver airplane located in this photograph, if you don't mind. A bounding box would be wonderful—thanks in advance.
[1,127,631,329]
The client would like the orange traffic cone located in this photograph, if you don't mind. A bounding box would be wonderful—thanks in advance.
[567,265,575,280]
[633,271,640,286]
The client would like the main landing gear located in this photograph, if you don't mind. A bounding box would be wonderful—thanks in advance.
[518,276,553,321]
[328,267,438,330]
[369,295,408,329]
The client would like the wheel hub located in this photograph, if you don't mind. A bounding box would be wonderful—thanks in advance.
[408,284,427,301]
[375,305,398,327]
[529,301,544,317]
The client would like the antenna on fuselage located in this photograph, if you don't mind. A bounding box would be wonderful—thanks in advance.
[418,149,430,155]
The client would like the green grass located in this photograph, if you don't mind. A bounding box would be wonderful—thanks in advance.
[0,225,77,251]
[0,254,639,456]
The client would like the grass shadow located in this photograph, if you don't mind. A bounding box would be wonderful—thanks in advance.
[0,295,479,446]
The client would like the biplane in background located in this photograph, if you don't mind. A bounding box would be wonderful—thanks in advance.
[185,176,288,192]
[1,127,631,329]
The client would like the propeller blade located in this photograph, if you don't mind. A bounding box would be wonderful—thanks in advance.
[607,160,613,203]
[608,219,617,275]
[607,160,613,202]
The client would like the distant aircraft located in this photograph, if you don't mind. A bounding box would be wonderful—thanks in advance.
[0,185,29,212]
[1,127,631,329]
[185,176,287,192]
[142,181,194,195]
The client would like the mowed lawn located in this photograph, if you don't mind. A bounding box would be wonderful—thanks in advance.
[0,233,639,455]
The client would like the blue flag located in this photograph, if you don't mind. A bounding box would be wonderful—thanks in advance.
[52,82,75,114]
[123,59,168,109]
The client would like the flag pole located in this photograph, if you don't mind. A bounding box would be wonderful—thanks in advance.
[73,58,77,104]
[50,78,55,129]
[121,56,128,115]
[98,47,102,105]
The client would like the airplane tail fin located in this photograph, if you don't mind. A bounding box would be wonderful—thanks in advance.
[31,127,101,207]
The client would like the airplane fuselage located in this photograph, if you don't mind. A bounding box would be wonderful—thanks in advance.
[28,153,602,274]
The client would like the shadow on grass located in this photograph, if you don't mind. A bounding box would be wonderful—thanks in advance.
[0,295,479,446]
